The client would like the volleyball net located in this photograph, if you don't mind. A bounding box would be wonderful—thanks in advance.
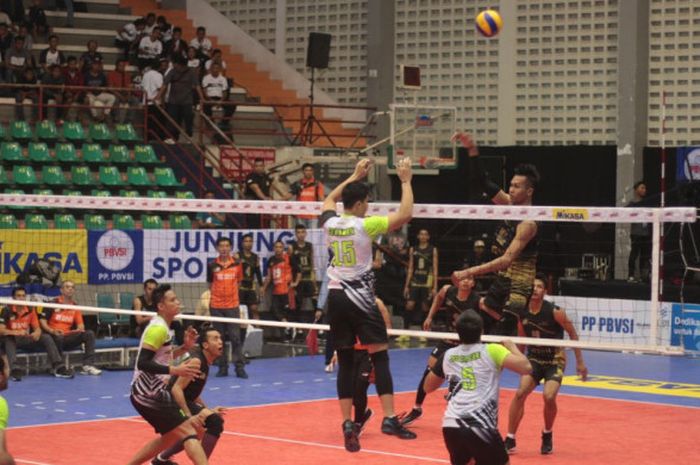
[0,193,697,358]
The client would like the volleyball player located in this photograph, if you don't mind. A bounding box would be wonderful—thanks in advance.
[451,132,540,337]
[401,276,480,426]
[423,310,532,465]
[152,327,226,465]
[127,284,208,465]
[289,223,317,317]
[238,233,263,321]
[403,229,438,328]
[320,157,416,452]
[505,273,588,455]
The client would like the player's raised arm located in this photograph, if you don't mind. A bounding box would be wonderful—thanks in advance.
[452,131,510,205]
[554,307,588,380]
[387,157,413,231]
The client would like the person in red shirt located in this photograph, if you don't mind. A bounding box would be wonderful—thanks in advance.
[262,240,296,341]
[0,287,73,381]
[63,55,84,121]
[207,237,247,379]
[39,281,101,376]
[289,163,325,229]
[107,58,133,124]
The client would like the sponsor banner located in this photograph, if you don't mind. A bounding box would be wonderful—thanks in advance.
[563,375,700,399]
[552,208,589,221]
[676,147,700,182]
[143,229,329,283]
[88,230,144,284]
[670,303,700,352]
[0,230,88,284]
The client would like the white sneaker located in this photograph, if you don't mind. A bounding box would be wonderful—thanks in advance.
[81,365,102,376]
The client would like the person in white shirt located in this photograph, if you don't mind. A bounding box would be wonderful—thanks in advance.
[201,62,234,129]
[142,58,168,141]
[189,26,212,60]
[138,27,163,70]
[204,49,226,74]
[142,12,157,34]
[115,18,146,60]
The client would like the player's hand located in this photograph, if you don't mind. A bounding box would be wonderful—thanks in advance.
[422,317,432,332]
[31,332,41,342]
[183,326,198,350]
[450,132,479,157]
[53,329,64,336]
[395,156,413,184]
[351,158,373,180]
[451,269,472,286]
[313,309,323,323]
[213,406,226,414]
[577,362,588,381]
[403,287,409,299]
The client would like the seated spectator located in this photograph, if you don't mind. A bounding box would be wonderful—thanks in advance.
[137,26,162,70]
[156,15,172,43]
[4,0,24,24]
[189,26,212,60]
[0,24,13,62]
[0,12,11,28]
[108,58,134,123]
[114,18,146,60]
[17,24,32,52]
[142,12,157,34]
[62,55,83,121]
[41,64,66,121]
[27,0,49,38]
[4,36,34,82]
[186,45,201,73]
[84,57,115,122]
[164,26,187,61]
[204,49,227,74]
[201,62,235,129]
[39,34,66,77]
[157,55,202,139]
[14,66,38,120]
[79,40,103,73]
[39,281,102,376]
[0,286,73,381]
[195,190,226,228]
[131,278,157,338]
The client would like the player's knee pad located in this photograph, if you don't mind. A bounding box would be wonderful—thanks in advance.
[205,413,224,437]
[336,348,355,399]
[369,350,393,396]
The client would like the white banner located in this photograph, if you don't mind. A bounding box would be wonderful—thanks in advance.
[143,229,329,283]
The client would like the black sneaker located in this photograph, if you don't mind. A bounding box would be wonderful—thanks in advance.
[399,407,423,426]
[541,431,553,455]
[381,416,417,439]
[10,369,22,382]
[235,366,249,379]
[355,408,373,436]
[53,366,74,379]
[504,436,516,454]
[151,456,178,465]
[216,367,229,378]
[342,419,360,452]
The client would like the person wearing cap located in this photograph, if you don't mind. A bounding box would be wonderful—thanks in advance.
[463,239,494,291]
[84,57,116,122]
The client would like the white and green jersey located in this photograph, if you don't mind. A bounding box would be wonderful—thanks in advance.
[322,212,388,311]
[131,315,174,400]
[434,343,510,430]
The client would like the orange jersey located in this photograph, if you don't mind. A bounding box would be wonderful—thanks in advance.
[42,296,84,332]
[268,253,292,295]
[296,179,324,220]
[0,306,40,334]
[208,257,243,308]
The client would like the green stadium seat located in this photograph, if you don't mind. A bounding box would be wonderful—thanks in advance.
[142,214,164,229]
[1,142,25,162]
[0,123,6,141]
[0,214,18,229]
[55,143,79,164]
[119,292,135,310]
[32,188,53,210]
[82,143,106,164]
[29,143,52,163]
[134,145,159,164]
[54,213,77,229]
[0,166,8,185]
[91,189,111,197]
[10,121,32,142]
[108,144,131,164]
[12,165,37,185]
[4,189,26,209]
[84,214,107,230]
[63,189,82,197]
[154,167,181,187]
[175,191,196,200]
[70,166,93,186]
[41,166,68,186]
[25,213,48,229]
[147,190,167,199]
[115,123,139,144]
[36,120,58,144]
[113,214,135,229]
[168,214,192,229]
[96,293,127,337]
[99,166,124,186]
[127,166,150,187]
[89,123,113,146]
[119,189,140,198]
[63,122,86,143]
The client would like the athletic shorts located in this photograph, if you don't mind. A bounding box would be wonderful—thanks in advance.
[442,425,509,465]
[296,280,317,298]
[239,289,259,306]
[130,392,188,435]
[430,340,458,359]
[483,275,510,314]
[328,289,388,348]
[529,359,565,385]
[270,294,290,321]
[408,286,431,305]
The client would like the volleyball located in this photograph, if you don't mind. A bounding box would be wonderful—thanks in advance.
[475,9,503,37]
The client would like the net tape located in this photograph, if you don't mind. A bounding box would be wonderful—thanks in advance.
[0,194,695,224]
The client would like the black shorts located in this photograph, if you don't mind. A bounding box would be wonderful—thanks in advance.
[130,393,188,435]
[483,275,510,313]
[270,294,290,321]
[408,286,431,305]
[529,359,565,385]
[442,426,508,465]
[430,340,458,359]
[296,280,317,298]
[328,289,388,348]
[239,289,259,306]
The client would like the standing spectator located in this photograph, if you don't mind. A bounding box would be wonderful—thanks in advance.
[204,49,226,74]
[39,281,102,376]
[207,237,247,379]
[195,190,226,229]
[62,55,83,121]
[164,26,187,61]
[62,0,74,27]
[0,287,73,381]
[157,55,201,140]
[108,58,133,123]
[142,12,157,34]
[142,58,167,141]
[17,24,32,53]
[41,64,66,121]
[289,163,325,229]
[137,26,162,70]
[79,40,103,73]
[14,66,37,120]
[189,26,212,60]
[39,34,66,77]
[0,24,13,64]
[261,240,295,341]
[114,18,145,60]
[5,36,33,82]
[3,0,23,24]
[84,57,115,122]
[244,158,272,228]
[201,62,234,129]
[27,0,49,38]
[627,181,651,282]
[156,15,172,43]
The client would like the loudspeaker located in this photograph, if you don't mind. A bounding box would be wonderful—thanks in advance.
[306,32,331,69]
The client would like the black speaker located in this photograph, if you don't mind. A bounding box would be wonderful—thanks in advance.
[306,32,331,69]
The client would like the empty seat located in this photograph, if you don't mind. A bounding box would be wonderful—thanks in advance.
[36,120,58,144]
[175,190,196,199]
[4,189,26,210]
[127,166,150,186]
[0,166,8,185]
[154,167,181,187]
[119,189,140,198]
[25,213,48,229]
[0,214,18,229]
[10,121,32,142]
[141,214,164,229]
[168,214,192,229]
[134,144,159,164]
[84,214,107,230]
[55,143,79,164]
[108,144,131,164]
[41,166,68,186]
[147,190,167,199]
[82,143,106,164]
[1,142,25,162]
[32,188,53,210]
[70,166,93,186]
[89,123,113,146]
[0,123,6,141]
[99,166,124,186]
[63,189,82,196]
[112,214,135,229]
[115,123,139,144]
[12,165,37,185]
[54,213,77,229]
[29,143,52,163]
[63,122,86,143]
[91,189,111,197]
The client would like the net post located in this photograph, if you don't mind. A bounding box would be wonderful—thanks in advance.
[650,208,661,347]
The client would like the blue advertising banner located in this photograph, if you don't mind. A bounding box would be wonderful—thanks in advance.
[88,230,144,284]
[676,147,700,182]
[670,303,700,352]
